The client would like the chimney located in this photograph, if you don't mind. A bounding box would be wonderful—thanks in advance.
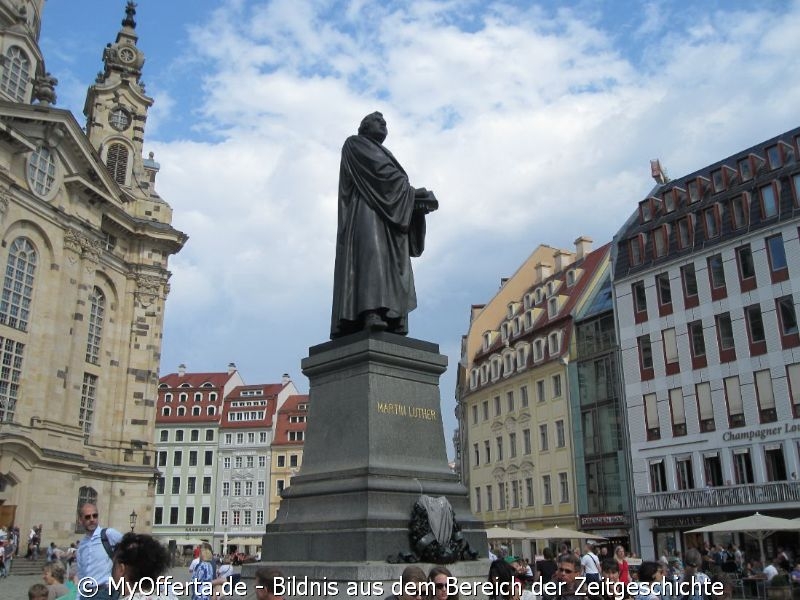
[178,363,186,376]
[500,277,509,288]
[227,362,237,375]
[554,250,572,273]
[535,262,552,282]
[282,373,291,385]
[574,236,593,260]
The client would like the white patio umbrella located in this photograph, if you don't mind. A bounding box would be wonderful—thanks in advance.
[525,525,607,541]
[687,512,798,565]
[486,525,532,540]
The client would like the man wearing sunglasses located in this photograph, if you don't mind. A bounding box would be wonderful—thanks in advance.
[76,503,122,600]
[546,554,583,600]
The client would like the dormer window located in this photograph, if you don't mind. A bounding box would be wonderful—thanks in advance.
[490,357,502,381]
[516,344,529,370]
[738,154,765,182]
[483,331,491,351]
[547,296,559,318]
[652,224,669,258]
[523,294,533,310]
[507,302,521,319]
[687,176,710,204]
[533,339,545,362]
[546,280,561,297]
[639,197,658,223]
[534,288,544,304]
[201,382,214,388]
[503,352,514,376]
[480,364,489,384]
[548,331,562,356]
[512,318,521,336]
[470,369,479,390]
[179,383,191,388]
[766,141,794,169]
[500,322,509,341]
[711,166,737,193]
[731,193,750,230]
[662,187,685,213]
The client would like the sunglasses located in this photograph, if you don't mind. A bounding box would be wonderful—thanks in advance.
[83,513,99,520]
[558,568,575,574]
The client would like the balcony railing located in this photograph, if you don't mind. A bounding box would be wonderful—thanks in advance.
[636,481,800,513]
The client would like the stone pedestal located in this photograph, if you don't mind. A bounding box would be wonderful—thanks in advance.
[261,331,485,562]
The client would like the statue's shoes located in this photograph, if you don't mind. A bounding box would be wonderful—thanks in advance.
[364,312,388,331]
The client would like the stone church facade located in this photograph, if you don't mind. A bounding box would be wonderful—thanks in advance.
[0,1,186,544]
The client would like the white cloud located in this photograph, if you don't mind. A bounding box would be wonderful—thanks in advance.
[140,0,800,455]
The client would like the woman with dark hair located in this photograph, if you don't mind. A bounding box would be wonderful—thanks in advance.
[537,547,558,584]
[429,565,459,600]
[488,559,521,600]
[112,532,176,599]
[634,561,664,600]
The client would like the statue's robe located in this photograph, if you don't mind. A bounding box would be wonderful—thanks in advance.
[330,134,425,338]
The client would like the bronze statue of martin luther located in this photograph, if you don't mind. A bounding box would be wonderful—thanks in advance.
[330,112,438,339]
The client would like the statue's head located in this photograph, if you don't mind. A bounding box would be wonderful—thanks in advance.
[358,111,387,144]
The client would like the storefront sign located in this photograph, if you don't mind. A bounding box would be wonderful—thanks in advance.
[185,526,214,533]
[721,424,798,442]
[653,515,704,528]
[579,513,629,528]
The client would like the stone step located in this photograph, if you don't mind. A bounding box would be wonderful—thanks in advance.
[5,558,51,576]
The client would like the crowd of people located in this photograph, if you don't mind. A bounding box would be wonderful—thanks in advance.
[5,507,799,600]
[481,541,799,600]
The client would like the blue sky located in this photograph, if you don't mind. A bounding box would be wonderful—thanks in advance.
[39,0,800,458]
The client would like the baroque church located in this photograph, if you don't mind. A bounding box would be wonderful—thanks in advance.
[0,0,185,543]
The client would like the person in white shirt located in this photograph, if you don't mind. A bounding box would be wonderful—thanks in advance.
[763,557,780,582]
[581,543,601,583]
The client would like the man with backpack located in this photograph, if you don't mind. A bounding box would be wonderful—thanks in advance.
[76,503,122,600]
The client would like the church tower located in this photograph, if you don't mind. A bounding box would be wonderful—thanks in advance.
[84,1,164,212]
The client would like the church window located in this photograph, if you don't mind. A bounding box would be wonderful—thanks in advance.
[86,287,105,364]
[106,143,129,185]
[0,336,24,423]
[0,238,37,331]
[0,46,30,102]
[79,373,97,437]
[28,146,57,197]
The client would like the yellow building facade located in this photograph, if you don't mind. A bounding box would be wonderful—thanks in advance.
[457,238,609,554]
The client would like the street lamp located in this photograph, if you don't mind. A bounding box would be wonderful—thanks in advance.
[129,510,138,532]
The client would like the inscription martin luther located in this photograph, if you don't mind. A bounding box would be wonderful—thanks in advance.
[376,401,438,420]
